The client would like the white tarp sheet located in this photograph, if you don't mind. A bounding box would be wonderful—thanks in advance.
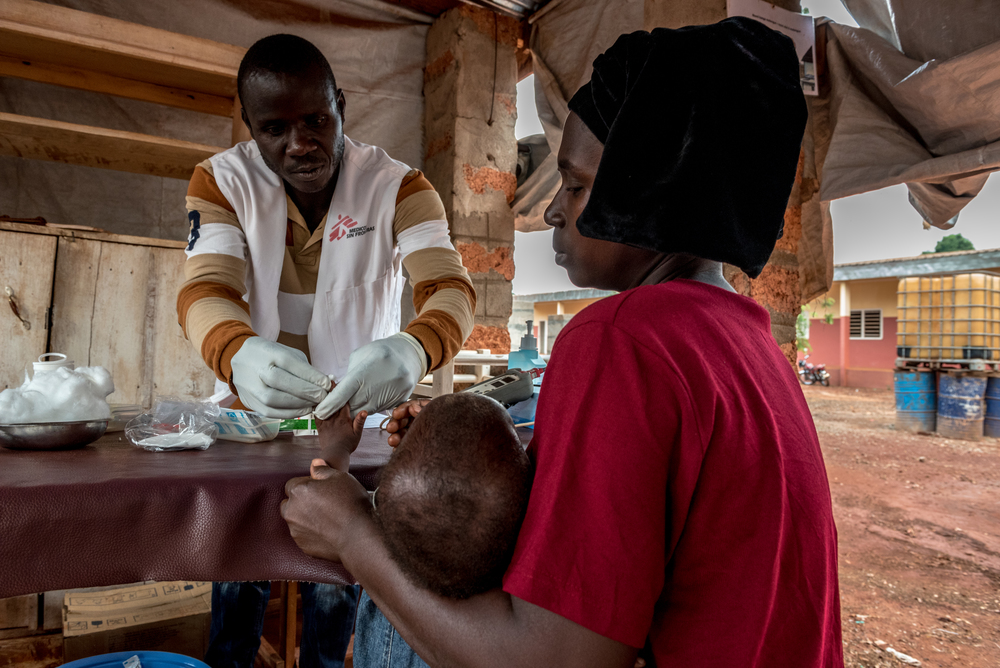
[819,16,1000,227]
[0,0,430,240]
[799,0,1000,300]
[512,0,643,232]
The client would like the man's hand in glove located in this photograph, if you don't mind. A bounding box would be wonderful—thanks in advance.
[314,332,428,419]
[230,337,331,418]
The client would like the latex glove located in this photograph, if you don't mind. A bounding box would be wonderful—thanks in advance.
[314,332,428,419]
[230,337,332,418]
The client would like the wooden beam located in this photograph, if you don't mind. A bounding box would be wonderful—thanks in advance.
[255,636,285,668]
[0,0,243,97]
[0,221,189,250]
[0,55,235,117]
[0,112,224,180]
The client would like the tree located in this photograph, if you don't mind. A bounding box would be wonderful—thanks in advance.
[924,233,974,254]
[796,297,836,352]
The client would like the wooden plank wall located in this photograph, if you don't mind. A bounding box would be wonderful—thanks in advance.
[0,232,56,390]
[51,237,216,406]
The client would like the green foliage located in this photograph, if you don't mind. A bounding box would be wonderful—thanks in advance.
[796,307,811,351]
[796,297,836,351]
[923,233,974,254]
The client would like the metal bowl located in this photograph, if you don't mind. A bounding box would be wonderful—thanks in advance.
[0,420,109,451]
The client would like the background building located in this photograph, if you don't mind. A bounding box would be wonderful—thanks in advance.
[803,248,1000,388]
[508,289,614,354]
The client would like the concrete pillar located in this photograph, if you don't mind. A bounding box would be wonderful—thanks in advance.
[423,6,519,353]
[646,0,806,366]
[839,282,852,386]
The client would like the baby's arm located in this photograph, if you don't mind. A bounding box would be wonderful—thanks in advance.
[316,404,368,472]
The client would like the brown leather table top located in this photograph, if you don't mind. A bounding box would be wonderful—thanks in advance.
[0,429,394,598]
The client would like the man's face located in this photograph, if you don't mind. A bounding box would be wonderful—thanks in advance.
[544,112,660,291]
[241,69,345,195]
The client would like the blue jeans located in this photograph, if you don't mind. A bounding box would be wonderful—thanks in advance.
[206,582,359,668]
[352,589,429,668]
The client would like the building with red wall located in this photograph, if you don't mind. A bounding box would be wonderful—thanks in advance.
[802,248,1000,389]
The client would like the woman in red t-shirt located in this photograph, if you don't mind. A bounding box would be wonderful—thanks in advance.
[283,16,844,668]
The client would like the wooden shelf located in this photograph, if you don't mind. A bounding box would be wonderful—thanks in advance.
[0,221,188,250]
[0,112,225,180]
[0,0,243,98]
[0,54,235,117]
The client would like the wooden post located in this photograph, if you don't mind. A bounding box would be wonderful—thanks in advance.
[278,581,298,666]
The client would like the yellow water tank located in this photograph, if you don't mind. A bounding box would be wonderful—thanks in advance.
[897,272,1000,360]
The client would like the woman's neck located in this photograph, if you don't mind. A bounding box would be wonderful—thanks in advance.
[631,253,736,293]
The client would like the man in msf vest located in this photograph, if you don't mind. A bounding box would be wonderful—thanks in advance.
[176,34,475,668]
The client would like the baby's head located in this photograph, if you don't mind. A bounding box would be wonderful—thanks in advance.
[375,393,531,599]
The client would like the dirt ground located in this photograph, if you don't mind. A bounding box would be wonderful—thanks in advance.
[805,386,1000,667]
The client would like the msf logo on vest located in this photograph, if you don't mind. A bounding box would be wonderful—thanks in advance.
[329,213,375,242]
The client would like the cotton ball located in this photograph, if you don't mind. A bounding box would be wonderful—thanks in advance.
[0,366,114,424]
[0,386,32,421]
[76,366,115,397]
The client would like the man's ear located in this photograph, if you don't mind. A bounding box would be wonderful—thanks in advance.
[240,107,254,136]
[336,89,347,125]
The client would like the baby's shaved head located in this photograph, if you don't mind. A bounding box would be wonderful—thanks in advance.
[376,393,532,599]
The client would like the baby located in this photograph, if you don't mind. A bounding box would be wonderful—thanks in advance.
[317,392,532,599]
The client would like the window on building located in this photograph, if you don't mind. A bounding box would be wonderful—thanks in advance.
[849,309,882,340]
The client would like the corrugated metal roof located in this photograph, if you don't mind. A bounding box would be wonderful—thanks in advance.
[834,248,1000,281]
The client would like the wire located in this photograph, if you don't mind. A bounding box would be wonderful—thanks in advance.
[487,11,498,126]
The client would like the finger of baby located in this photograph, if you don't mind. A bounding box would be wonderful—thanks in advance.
[352,410,367,433]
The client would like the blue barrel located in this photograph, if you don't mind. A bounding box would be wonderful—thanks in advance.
[937,374,986,441]
[63,652,210,668]
[894,371,936,433]
[985,377,1000,437]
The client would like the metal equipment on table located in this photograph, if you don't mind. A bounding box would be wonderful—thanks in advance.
[0,420,108,450]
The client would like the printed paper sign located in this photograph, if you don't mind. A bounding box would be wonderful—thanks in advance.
[727,0,818,95]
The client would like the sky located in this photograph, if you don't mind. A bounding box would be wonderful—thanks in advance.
[510,0,999,296]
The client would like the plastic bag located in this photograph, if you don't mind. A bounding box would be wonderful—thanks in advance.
[126,397,221,452]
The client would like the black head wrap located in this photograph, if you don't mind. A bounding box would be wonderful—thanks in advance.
[568,17,807,278]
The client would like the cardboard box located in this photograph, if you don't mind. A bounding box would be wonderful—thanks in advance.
[62,582,211,663]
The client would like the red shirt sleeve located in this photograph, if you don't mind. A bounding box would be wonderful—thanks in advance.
[502,317,698,648]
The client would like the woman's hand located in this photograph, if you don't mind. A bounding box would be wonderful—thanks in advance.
[281,459,374,563]
[384,398,431,447]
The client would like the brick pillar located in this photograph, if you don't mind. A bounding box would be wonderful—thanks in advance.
[646,0,807,366]
[423,6,519,353]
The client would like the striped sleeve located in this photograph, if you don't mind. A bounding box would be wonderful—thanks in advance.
[177,159,257,391]
[394,170,476,370]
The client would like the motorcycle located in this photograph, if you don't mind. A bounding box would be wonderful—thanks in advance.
[797,355,830,386]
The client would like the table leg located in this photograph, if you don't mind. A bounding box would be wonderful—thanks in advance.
[277,581,298,667]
